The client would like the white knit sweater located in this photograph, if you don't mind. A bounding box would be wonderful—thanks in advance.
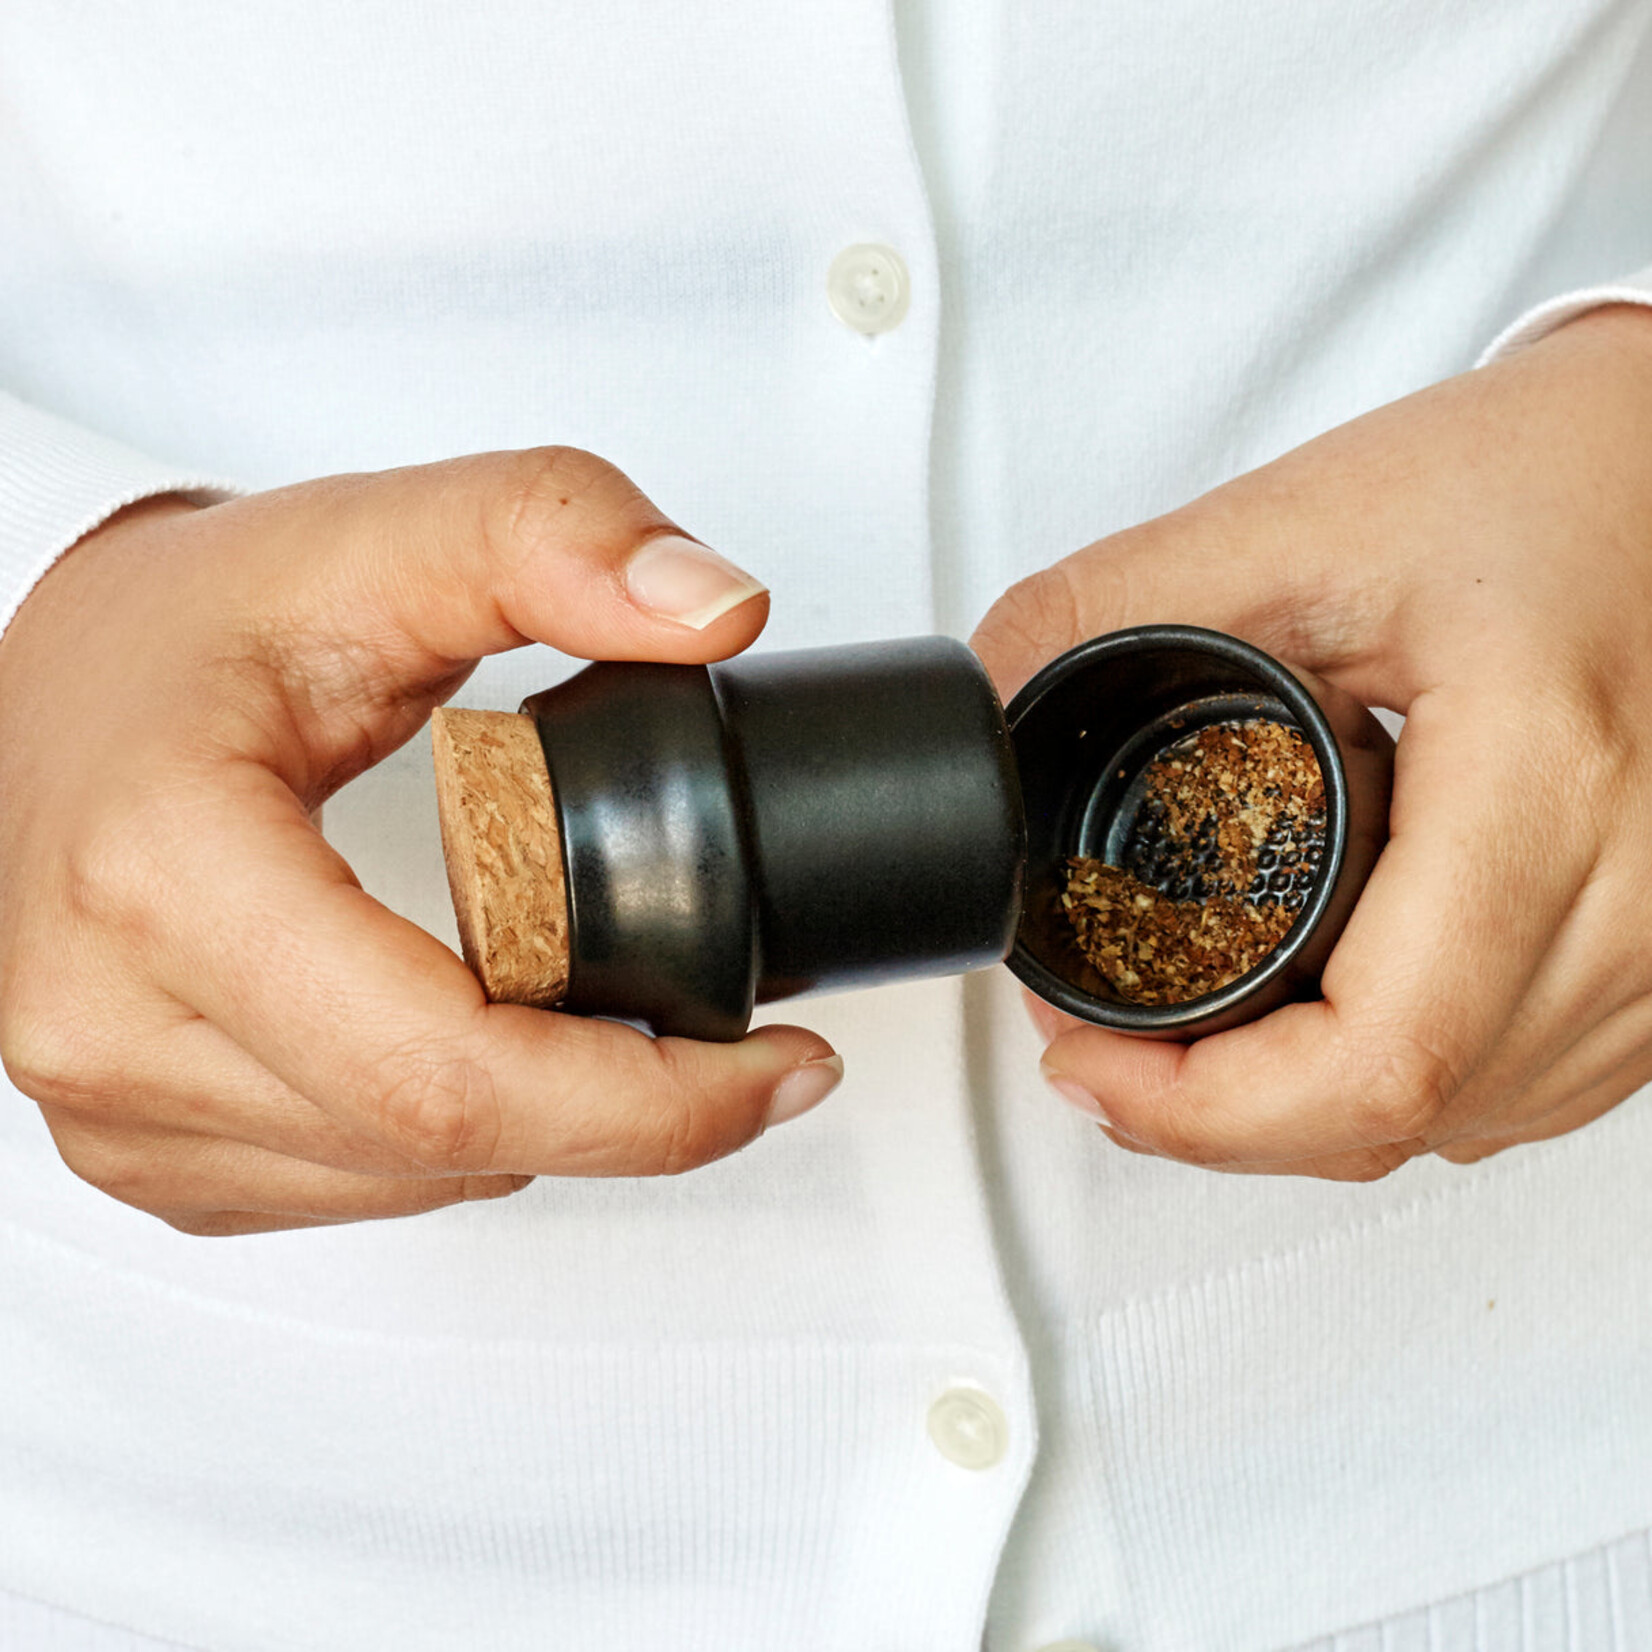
[2,4,1652,1650]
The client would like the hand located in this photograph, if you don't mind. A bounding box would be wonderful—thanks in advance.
[0,449,841,1234]
[973,304,1652,1179]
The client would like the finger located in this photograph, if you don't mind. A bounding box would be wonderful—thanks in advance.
[969,362,1540,711]
[45,1116,530,1229]
[1414,840,1652,1143]
[331,447,770,660]
[26,1004,440,1177]
[970,484,1379,707]
[1429,996,1652,1160]
[231,446,765,677]
[153,451,773,796]
[161,1214,348,1237]
[149,767,841,1177]
[1022,962,1415,1175]
[1432,1067,1643,1164]
[1037,687,1586,1166]
[1124,917,1652,1175]
[1047,1070,1428,1181]
[0,930,434,1177]
[1211,1142,1424,1179]
[1096,1117,1424,1181]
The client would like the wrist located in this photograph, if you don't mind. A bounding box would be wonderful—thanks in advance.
[1498,298,1652,480]
[1537,298,1652,374]
[80,491,203,544]
[0,493,203,682]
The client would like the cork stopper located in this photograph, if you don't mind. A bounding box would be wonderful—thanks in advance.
[430,707,570,1007]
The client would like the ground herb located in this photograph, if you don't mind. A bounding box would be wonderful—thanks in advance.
[1061,719,1325,1005]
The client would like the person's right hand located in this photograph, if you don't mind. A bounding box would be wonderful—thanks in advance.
[0,449,843,1235]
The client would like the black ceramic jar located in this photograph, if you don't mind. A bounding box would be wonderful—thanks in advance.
[1003,626,1393,1040]
[514,626,1393,1041]
[521,637,1025,1041]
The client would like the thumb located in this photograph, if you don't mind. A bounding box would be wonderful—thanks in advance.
[243,445,770,686]
[973,489,1351,707]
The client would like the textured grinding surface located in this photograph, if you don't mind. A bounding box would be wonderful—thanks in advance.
[1063,720,1326,1005]
[1121,721,1326,911]
[431,708,571,1007]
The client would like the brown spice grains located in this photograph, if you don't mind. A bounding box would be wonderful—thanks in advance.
[1061,719,1326,1006]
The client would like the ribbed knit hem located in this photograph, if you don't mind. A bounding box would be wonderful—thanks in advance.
[1476,265,1652,366]
[1297,1527,1652,1652]
[6,1518,1650,1652]
[0,393,239,639]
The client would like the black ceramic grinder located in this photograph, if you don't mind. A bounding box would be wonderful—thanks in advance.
[431,627,1393,1041]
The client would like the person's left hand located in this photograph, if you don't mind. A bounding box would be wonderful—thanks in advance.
[972,304,1652,1180]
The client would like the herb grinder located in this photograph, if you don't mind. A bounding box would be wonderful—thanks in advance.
[432,627,1393,1041]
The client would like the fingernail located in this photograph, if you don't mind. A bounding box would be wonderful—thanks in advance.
[766,1054,844,1128]
[625,534,767,629]
[1041,1062,1113,1126]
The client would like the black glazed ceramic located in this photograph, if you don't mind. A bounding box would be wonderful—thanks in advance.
[521,636,1026,1040]
[519,627,1393,1041]
[1003,625,1394,1038]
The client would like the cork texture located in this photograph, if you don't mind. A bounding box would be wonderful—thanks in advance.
[430,707,571,1007]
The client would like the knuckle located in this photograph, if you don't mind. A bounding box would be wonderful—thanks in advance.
[973,566,1084,676]
[487,447,653,572]
[61,807,166,934]
[0,1007,106,1112]
[1352,1032,1464,1144]
[369,1042,503,1172]
[1317,1142,1415,1182]
[641,1048,759,1176]
[53,1129,167,1211]
[1148,1120,1226,1169]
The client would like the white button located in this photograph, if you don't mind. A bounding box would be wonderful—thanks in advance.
[826,242,910,335]
[926,1385,1008,1470]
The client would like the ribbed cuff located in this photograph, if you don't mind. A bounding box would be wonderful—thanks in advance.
[0,393,240,639]
[1476,263,1652,367]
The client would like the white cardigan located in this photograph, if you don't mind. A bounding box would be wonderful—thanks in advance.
[3,4,1652,1649]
